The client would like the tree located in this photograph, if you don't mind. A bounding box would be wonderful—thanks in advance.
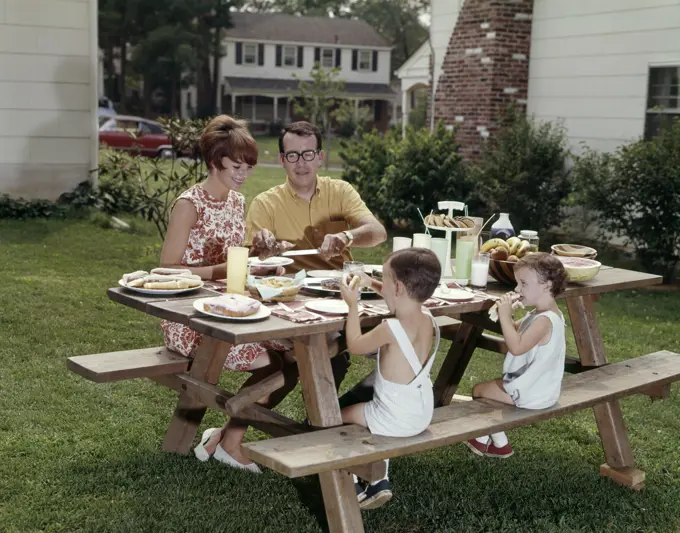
[292,65,344,170]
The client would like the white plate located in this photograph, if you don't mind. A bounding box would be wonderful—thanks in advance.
[118,279,204,295]
[248,256,294,267]
[192,296,272,321]
[307,270,344,279]
[305,300,349,315]
[432,287,474,301]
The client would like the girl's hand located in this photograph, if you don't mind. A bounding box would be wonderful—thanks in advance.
[497,292,515,318]
[339,273,360,307]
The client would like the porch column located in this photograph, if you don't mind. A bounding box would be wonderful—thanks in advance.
[391,99,398,126]
[231,93,236,116]
[252,95,257,122]
[401,89,408,137]
[273,95,279,123]
[354,98,359,120]
[286,97,291,123]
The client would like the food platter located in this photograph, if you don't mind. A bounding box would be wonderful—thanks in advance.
[118,279,204,295]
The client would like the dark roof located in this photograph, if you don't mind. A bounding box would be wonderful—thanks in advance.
[224,12,391,48]
[225,76,396,97]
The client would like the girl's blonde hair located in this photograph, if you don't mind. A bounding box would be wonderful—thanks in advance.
[515,252,567,296]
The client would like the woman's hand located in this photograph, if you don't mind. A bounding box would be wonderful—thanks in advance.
[249,265,285,277]
[339,273,360,307]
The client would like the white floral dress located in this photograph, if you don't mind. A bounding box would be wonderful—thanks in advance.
[161,185,289,370]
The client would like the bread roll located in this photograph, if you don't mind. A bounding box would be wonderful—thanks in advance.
[144,280,181,290]
[122,270,148,284]
[349,274,361,290]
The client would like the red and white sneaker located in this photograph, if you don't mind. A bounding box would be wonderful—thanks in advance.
[464,438,489,457]
[485,442,514,458]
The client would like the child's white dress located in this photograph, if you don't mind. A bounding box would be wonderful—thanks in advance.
[364,312,441,437]
[502,310,566,409]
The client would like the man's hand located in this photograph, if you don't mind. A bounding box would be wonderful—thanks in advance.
[319,232,349,259]
[251,228,277,259]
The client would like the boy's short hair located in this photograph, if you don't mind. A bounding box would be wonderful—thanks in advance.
[386,248,441,302]
[515,252,567,297]
[199,115,258,170]
[278,121,323,153]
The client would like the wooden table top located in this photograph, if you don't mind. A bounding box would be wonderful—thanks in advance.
[108,266,662,345]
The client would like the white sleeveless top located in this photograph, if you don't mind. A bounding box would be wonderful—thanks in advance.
[502,310,566,409]
[363,312,441,437]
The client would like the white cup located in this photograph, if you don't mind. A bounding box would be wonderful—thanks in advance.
[392,237,412,252]
[412,233,432,249]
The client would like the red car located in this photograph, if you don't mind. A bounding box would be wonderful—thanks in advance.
[99,115,175,158]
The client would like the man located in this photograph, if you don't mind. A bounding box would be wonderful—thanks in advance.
[246,121,386,272]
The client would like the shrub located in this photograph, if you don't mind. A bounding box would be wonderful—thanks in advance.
[267,120,284,138]
[571,119,680,283]
[339,122,471,230]
[473,107,571,233]
[381,122,471,229]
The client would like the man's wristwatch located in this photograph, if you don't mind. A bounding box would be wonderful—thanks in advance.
[342,230,354,247]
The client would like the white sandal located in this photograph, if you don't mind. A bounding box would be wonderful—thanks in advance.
[194,428,221,462]
[214,444,262,474]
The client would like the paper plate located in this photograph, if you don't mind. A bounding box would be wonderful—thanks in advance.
[432,287,474,301]
[304,300,349,315]
[248,256,294,268]
[192,296,272,321]
[307,270,344,279]
[118,279,204,296]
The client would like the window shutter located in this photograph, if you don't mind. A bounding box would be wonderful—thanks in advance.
[236,42,242,65]
[352,50,357,71]
[335,48,341,67]
[258,44,265,66]
[276,45,282,67]
[297,46,303,68]
[372,51,378,72]
[314,47,320,64]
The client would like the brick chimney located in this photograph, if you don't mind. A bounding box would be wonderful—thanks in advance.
[433,0,534,159]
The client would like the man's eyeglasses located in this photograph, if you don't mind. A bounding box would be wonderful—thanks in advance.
[282,149,319,163]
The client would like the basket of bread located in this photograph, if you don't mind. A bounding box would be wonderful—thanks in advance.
[120,268,203,293]
[246,270,305,302]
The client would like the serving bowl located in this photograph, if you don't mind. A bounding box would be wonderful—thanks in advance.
[488,259,517,286]
[551,243,597,259]
[556,256,601,282]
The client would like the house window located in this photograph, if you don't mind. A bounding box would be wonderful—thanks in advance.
[358,50,372,71]
[283,45,297,67]
[244,43,257,65]
[645,65,680,139]
[321,48,334,68]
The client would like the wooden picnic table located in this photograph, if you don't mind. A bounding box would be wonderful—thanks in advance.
[105,265,662,533]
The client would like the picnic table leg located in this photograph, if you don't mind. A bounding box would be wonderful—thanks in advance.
[294,334,365,533]
[567,294,645,489]
[433,321,484,407]
[162,337,231,454]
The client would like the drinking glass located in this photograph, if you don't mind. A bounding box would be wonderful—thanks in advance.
[471,252,491,289]
[412,233,432,249]
[392,237,412,252]
[226,246,249,295]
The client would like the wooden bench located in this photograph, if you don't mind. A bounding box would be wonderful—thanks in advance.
[243,351,680,489]
[67,346,190,383]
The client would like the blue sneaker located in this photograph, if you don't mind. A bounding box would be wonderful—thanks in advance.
[359,479,392,510]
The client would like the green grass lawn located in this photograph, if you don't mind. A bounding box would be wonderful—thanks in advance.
[1,174,680,532]
[254,136,344,168]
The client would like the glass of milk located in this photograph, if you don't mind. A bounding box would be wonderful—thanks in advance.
[470,252,490,289]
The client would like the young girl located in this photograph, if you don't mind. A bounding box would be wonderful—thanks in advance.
[339,248,441,510]
[160,115,296,472]
[465,252,568,458]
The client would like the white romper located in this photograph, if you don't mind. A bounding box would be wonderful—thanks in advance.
[502,310,566,409]
[363,312,441,438]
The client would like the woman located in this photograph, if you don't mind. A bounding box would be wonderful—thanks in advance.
[160,115,295,472]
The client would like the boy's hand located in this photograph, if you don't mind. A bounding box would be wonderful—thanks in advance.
[339,273,360,307]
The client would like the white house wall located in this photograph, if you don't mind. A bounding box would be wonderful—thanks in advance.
[527,0,680,153]
[431,0,462,93]
[0,0,97,200]
[220,42,392,85]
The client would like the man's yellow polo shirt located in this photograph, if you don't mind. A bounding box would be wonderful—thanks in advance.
[245,175,372,272]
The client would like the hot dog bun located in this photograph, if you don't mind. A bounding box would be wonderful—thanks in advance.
[348,274,361,290]
[122,270,149,284]
[150,267,193,277]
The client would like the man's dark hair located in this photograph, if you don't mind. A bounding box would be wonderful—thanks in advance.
[386,248,441,302]
[278,121,323,154]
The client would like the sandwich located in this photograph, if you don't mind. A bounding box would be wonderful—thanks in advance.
[488,292,524,322]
